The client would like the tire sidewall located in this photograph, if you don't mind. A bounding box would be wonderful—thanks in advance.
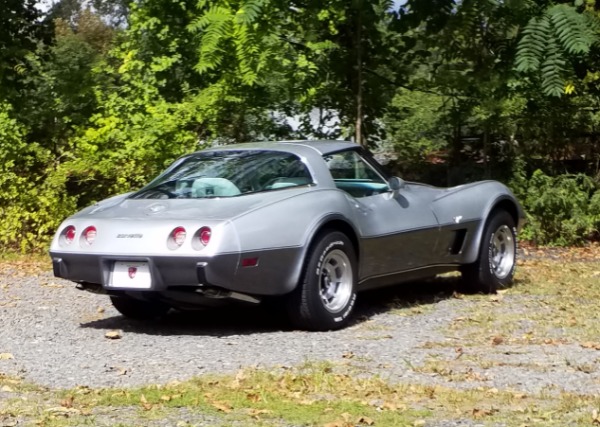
[303,232,357,329]
[480,212,517,290]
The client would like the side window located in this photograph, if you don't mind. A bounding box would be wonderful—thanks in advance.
[323,151,389,198]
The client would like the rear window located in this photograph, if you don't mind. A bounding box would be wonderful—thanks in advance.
[131,150,313,199]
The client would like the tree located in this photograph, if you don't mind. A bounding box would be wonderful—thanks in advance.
[189,0,401,145]
[0,0,48,103]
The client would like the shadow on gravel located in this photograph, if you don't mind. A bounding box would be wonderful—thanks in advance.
[79,276,464,336]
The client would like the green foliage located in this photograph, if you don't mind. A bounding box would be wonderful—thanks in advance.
[383,88,449,166]
[5,0,600,251]
[512,169,600,246]
[189,0,273,85]
[0,104,77,252]
[516,3,600,96]
[0,0,48,103]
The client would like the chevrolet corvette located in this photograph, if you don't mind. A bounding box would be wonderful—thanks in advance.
[50,140,525,330]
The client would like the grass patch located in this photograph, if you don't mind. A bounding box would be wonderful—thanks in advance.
[445,260,600,346]
[0,251,51,276]
[2,362,599,426]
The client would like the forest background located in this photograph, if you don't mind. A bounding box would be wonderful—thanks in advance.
[2,0,600,251]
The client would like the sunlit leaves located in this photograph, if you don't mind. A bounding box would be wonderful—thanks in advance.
[516,4,600,97]
[189,0,272,85]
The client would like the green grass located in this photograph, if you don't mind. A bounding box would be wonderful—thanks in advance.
[447,260,600,345]
[2,361,599,427]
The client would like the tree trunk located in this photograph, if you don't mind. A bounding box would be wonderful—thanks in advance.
[355,2,364,146]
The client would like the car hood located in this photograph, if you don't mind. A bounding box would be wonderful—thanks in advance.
[72,189,313,221]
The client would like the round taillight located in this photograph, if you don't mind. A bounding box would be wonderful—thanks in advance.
[198,227,211,246]
[64,226,76,245]
[172,226,186,246]
[83,226,97,245]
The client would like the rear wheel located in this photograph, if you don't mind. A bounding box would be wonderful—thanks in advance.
[286,231,357,331]
[461,210,517,294]
[110,296,170,320]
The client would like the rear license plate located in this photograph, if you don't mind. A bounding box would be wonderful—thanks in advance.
[109,261,152,289]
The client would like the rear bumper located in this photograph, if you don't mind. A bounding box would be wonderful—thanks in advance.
[49,247,303,296]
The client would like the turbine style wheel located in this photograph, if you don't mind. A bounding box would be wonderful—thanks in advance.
[461,210,517,294]
[287,231,357,331]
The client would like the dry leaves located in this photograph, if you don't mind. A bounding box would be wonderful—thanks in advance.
[491,335,504,346]
[105,330,122,339]
[210,400,233,413]
[324,412,374,427]
[60,395,74,408]
[581,342,600,350]
[472,407,498,419]
[140,394,153,411]
[0,353,14,360]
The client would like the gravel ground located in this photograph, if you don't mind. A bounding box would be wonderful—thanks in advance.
[2,266,600,394]
[2,263,600,425]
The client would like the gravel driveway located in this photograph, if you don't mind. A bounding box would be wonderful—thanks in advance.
[2,262,600,401]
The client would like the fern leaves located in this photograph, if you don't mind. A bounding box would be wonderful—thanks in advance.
[188,0,270,85]
[516,4,599,97]
[515,16,550,73]
[189,5,232,75]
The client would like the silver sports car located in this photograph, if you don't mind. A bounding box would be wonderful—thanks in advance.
[50,140,525,331]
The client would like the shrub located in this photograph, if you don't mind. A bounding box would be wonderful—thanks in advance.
[511,169,599,246]
[0,104,78,252]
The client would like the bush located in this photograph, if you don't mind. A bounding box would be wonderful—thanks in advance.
[0,104,78,252]
[511,168,599,246]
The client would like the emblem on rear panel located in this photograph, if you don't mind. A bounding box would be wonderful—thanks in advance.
[128,267,137,279]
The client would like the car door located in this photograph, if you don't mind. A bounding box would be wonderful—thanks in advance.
[323,150,441,281]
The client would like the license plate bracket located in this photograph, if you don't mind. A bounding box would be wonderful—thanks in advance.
[109,261,152,289]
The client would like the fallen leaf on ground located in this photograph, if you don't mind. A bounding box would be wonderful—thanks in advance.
[45,407,81,416]
[60,395,74,408]
[210,400,232,413]
[357,416,375,425]
[491,336,504,346]
[581,342,600,350]
[105,330,122,339]
[140,394,152,410]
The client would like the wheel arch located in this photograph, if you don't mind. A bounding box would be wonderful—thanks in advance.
[309,217,360,260]
[463,196,521,264]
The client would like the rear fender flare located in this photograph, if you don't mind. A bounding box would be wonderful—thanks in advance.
[286,213,360,293]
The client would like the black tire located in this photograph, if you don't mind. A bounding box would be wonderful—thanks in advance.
[286,231,357,331]
[110,296,170,320]
[461,210,517,294]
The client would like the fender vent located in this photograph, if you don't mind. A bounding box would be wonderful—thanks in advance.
[450,229,467,255]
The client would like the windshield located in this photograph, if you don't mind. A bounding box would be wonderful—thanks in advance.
[131,150,313,199]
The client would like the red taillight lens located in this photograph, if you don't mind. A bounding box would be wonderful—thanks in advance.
[171,226,186,246]
[83,226,97,245]
[198,227,211,246]
[64,226,76,245]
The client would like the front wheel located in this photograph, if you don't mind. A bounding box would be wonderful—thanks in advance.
[461,210,517,294]
[286,231,357,331]
[110,296,170,320]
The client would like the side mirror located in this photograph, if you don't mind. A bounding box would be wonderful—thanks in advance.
[388,176,406,191]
